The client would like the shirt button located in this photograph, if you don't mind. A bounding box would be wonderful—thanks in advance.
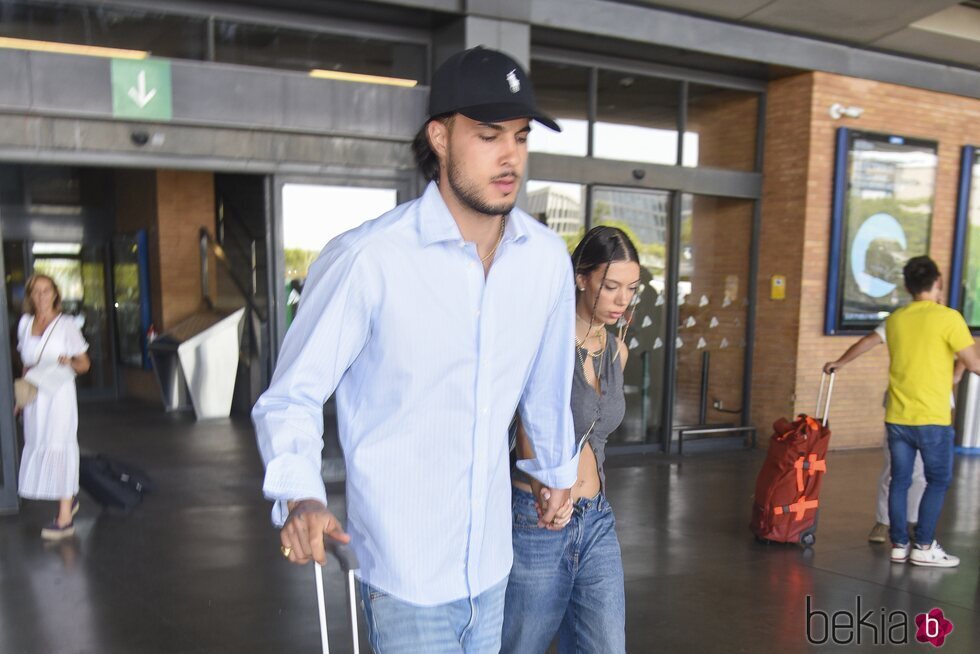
[481,406,489,414]
[475,310,481,317]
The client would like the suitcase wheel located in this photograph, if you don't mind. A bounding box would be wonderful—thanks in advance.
[754,535,771,545]
[800,531,816,547]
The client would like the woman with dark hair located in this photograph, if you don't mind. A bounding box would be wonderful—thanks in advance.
[502,225,641,653]
[16,274,90,540]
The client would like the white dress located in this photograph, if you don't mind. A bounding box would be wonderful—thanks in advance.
[16,313,89,500]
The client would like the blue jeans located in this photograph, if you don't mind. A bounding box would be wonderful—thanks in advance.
[501,487,626,654]
[886,423,954,546]
[359,577,507,653]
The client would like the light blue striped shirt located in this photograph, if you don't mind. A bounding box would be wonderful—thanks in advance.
[253,181,579,606]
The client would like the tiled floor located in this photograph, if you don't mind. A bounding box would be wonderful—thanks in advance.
[0,401,977,653]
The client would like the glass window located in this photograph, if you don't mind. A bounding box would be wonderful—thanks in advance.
[592,186,670,444]
[829,131,937,332]
[112,233,150,368]
[960,149,980,327]
[0,1,207,60]
[281,184,397,328]
[684,83,759,171]
[214,21,426,82]
[594,71,680,165]
[524,180,586,249]
[674,195,753,430]
[527,61,589,157]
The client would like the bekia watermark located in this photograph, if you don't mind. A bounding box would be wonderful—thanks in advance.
[806,596,954,647]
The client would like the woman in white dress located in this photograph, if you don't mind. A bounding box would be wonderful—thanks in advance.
[16,274,90,540]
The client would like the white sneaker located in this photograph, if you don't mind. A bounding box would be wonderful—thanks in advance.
[890,543,910,563]
[910,541,959,568]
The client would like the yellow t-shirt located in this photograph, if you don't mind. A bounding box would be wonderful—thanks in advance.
[884,301,975,426]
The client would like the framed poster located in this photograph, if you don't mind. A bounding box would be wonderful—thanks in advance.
[825,129,937,334]
[949,146,980,330]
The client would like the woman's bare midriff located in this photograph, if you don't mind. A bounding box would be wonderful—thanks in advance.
[513,437,601,502]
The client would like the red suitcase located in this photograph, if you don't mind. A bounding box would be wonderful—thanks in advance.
[750,372,834,547]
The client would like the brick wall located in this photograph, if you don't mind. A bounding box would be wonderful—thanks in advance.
[155,170,216,330]
[675,196,753,426]
[751,75,813,440]
[755,72,980,449]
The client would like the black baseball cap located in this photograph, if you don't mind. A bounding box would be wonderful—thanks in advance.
[427,46,561,132]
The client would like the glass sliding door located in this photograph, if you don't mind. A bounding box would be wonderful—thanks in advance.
[673,195,753,433]
[279,183,397,331]
[592,186,670,444]
[274,179,402,485]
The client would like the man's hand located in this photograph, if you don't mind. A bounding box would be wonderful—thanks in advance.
[531,481,573,530]
[822,361,841,375]
[280,499,350,565]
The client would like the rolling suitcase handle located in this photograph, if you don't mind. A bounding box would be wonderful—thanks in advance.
[314,543,361,654]
[814,371,836,427]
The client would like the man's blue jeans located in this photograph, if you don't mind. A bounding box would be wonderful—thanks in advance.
[886,423,954,547]
[501,487,626,653]
[359,577,507,653]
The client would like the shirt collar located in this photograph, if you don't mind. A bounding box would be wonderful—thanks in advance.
[417,180,531,247]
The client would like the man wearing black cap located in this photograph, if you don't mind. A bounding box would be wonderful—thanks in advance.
[253,46,578,651]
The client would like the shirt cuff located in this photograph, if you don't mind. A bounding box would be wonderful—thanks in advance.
[515,452,580,490]
[262,454,328,527]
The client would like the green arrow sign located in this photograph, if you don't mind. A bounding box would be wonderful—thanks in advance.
[111,59,172,121]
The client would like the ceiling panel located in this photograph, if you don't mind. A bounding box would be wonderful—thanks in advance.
[618,0,771,20]
[873,28,980,70]
[603,0,980,73]
[743,0,962,43]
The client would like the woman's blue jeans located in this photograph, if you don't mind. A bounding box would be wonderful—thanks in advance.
[501,487,626,653]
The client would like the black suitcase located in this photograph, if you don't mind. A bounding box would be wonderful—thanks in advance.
[79,454,153,512]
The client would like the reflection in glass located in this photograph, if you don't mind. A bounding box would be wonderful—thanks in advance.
[594,71,679,165]
[960,151,980,328]
[684,84,759,171]
[592,187,670,443]
[674,195,752,431]
[281,184,397,328]
[112,235,145,368]
[837,133,936,330]
[524,181,586,249]
[215,21,426,81]
[528,61,590,157]
[0,1,207,60]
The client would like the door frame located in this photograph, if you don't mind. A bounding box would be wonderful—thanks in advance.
[0,215,18,513]
[268,169,419,363]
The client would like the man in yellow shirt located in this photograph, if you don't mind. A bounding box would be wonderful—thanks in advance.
[881,256,980,568]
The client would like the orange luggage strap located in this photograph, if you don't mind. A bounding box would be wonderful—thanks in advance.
[773,496,819,522]
[793,454,828,492]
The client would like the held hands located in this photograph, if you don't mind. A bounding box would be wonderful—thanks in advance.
[530,479,573,530]
[280,499,350,565]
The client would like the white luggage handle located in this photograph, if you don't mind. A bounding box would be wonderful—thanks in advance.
[814,372,836,427]
[314,543,360,654]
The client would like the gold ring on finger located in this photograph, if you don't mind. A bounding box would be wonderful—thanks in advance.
[281,545,292,558]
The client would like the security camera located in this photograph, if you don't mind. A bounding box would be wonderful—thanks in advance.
[632,169,646,180]
[131,131,149,146]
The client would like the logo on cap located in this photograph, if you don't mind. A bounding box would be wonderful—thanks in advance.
[506,69,521,94]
